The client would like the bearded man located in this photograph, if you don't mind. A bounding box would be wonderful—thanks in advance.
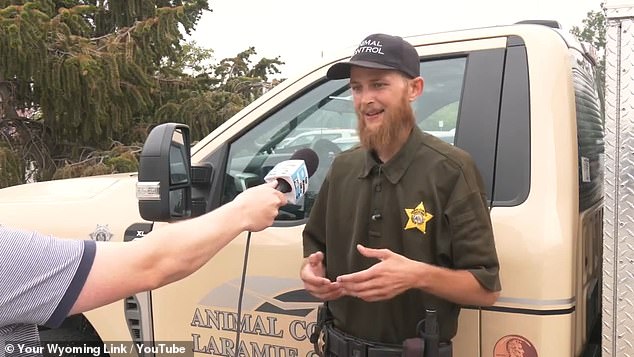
[300,33,501,357]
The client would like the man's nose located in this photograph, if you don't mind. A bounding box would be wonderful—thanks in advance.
[358,87,375,105]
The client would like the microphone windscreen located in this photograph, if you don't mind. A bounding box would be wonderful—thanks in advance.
[290,148,319,178]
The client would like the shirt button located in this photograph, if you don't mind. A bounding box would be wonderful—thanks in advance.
[375,184,382,192]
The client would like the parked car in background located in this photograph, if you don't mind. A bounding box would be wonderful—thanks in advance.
[277,128,357,149]
[332,136,360,151]
[426,128,456,144]
[331,128,454,152]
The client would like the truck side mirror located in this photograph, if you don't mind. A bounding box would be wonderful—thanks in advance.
[136,123,192,222]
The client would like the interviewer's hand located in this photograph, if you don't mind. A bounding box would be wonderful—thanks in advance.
[300,252,344,301]
[233,181,287,232]
[336,244,419,302]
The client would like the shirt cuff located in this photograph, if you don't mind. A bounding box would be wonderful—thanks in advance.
[45,240,97,327]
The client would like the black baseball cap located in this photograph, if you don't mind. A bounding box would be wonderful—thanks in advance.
[326,33,420,80]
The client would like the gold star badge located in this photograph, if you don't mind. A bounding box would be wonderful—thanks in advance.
[404,202,433,234]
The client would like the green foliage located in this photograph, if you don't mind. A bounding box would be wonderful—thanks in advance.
[571,10,606,50]
[0,1,284,188]
[52,143,140,179]
[155,46,283,140]
[105,151,138,173]
[0,144,23,188]
[571,9,606,101]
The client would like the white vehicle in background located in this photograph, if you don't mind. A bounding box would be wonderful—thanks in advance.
[330,128,455,151]
[426,128,456,144]
[277,128,357,149]
[332,136,360,151]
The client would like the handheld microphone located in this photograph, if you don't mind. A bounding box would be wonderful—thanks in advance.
[264,148,319,204]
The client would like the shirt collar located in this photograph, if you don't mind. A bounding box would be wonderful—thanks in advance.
[359,127,425,184]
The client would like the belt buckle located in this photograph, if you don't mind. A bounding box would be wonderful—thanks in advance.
[317,328,327,355]
[348,339,367,357]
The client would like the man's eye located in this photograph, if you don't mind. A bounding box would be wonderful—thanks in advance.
[373,83,385,88]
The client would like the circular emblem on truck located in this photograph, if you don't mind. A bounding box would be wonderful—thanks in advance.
[493,335,538,357]
[90,224,114,241]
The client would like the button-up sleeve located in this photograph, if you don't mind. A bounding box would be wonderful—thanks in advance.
[444,163,501,292]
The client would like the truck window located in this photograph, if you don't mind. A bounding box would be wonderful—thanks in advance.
[222,57,468,221]
[491,41,531,206]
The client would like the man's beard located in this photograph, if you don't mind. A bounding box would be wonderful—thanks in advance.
[357,95,415,152]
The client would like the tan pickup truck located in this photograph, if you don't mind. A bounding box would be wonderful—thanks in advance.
[0,20,604,356]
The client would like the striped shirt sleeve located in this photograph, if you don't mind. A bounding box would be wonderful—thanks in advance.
[0,227,96,328]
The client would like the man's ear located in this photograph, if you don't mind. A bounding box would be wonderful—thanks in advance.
[408,77,424,101]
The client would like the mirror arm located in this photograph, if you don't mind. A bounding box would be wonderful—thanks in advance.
[190,163,213,218]
[191,163,213,185]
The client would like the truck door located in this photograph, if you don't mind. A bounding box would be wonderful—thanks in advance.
[147,37,509,357]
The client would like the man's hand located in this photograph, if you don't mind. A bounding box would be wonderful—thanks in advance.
[336,244,420,302]
[233,181,287,232]
[300,252,344,301]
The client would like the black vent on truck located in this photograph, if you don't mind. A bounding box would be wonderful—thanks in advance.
[125,296,143,342]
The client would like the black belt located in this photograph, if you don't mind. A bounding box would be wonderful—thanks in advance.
[325,327,402,357]
[324,326,453,357]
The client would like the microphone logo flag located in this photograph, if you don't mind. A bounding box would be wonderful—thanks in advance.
[264,159,310,204]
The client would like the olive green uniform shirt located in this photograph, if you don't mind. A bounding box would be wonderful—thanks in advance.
[303,127,501,344]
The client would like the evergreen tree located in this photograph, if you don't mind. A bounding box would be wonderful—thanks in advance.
[0,1,283,187]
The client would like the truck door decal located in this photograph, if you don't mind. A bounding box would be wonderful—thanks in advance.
[198,277,320,316]
[89,224,113,241]
[190,277,322,356]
